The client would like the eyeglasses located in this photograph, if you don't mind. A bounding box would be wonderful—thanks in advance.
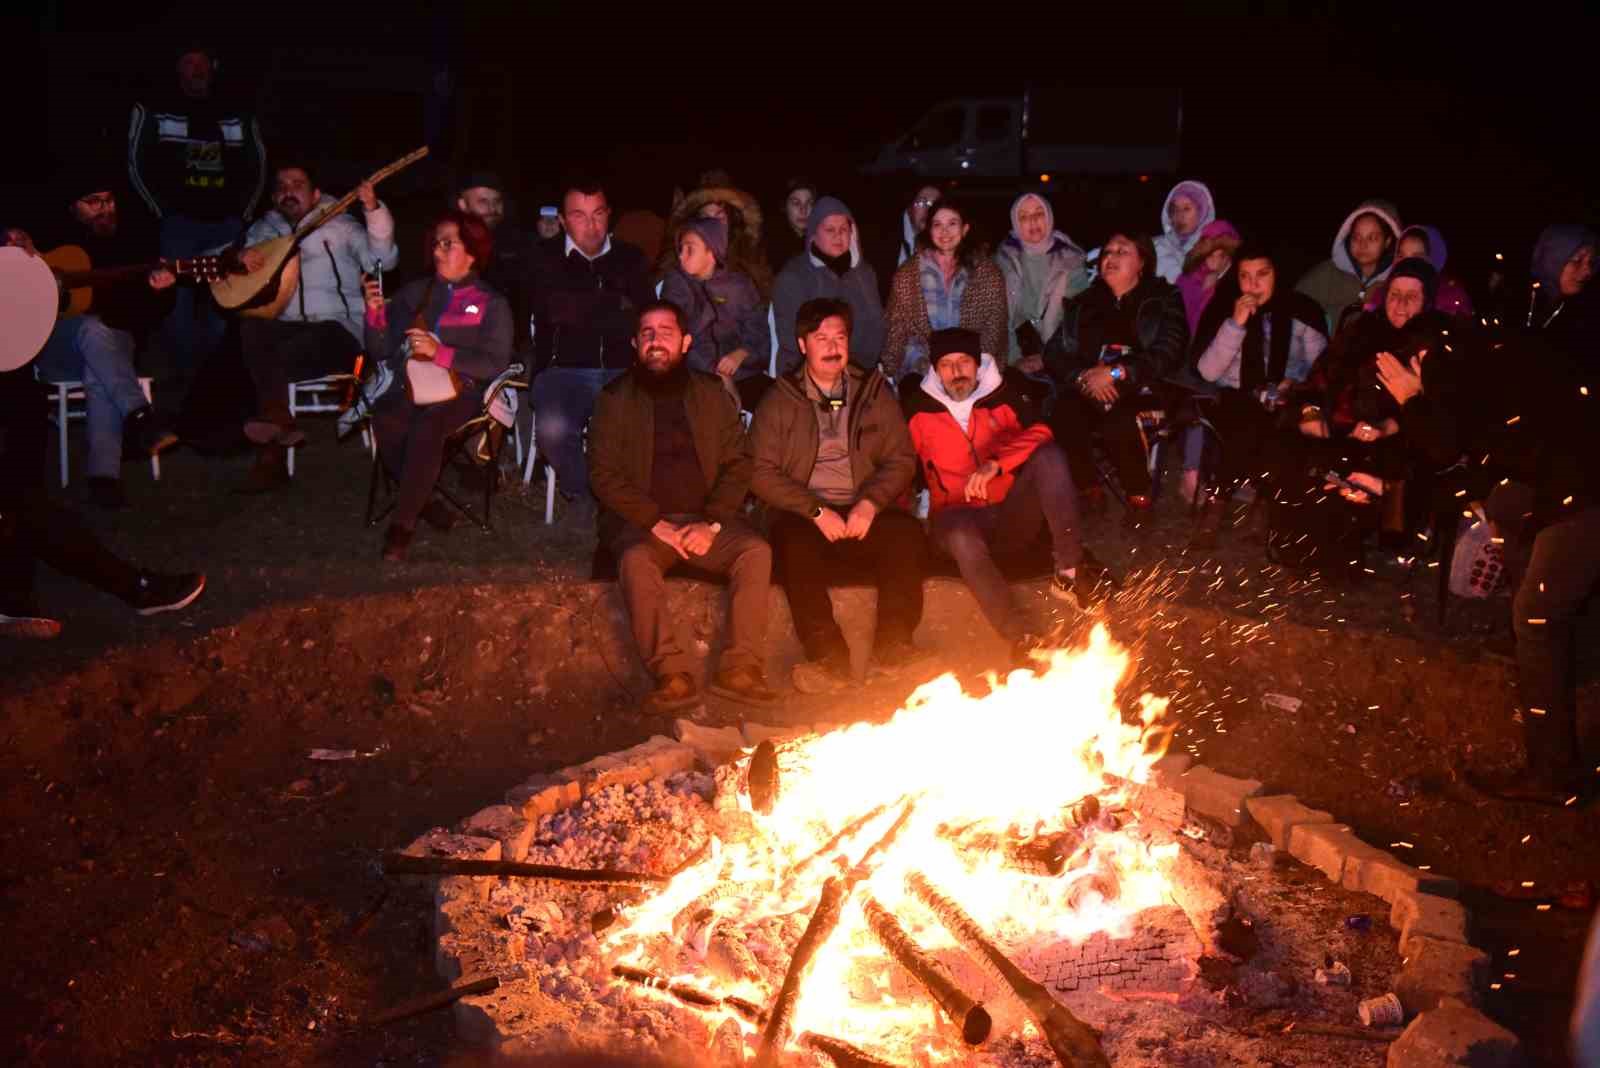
[77,194,115,210]
[433,237,461,251]
[912,198,938,209]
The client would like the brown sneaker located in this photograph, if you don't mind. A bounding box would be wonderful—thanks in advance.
[647,672,703,714]
[868,640,936,679]
[707,664,781,707]
[792,652,852,695]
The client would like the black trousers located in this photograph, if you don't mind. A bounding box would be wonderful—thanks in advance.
[1052,390,1152,497]
[240,320,362,420]
[1208,390,1292,498]
[1,491,140,615]
[371,388,481,531]
[768,508,927,662]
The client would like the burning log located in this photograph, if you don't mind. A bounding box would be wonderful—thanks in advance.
[861,897,992,1045]
[785,801,894,879]
[609,964,767,1026]
[801,1032,907,1068]
[755,876,847,1068]
[1065,868,1121,912]
[756,800,918,1068]
[907,872,1109,1068]
[382,853,666,887]
[748,739,779,814]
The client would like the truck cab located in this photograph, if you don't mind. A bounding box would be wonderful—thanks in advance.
[862,90,1181,181]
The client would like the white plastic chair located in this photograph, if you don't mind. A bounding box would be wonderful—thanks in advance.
[45,378,159,488]
[767,304,779,377]
[520,411,559,524]
[287,374,373,476]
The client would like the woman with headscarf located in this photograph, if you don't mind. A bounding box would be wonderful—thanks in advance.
[1524,223,1599,363]
[993,192,1089,374]
[1177,220,1242,336]
[1152,179,1216,283]
[1361,225,1474,319]
[881,197,1008,385]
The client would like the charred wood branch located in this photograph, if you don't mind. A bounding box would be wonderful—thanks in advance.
[907,872,1109,1068]
[368,975,498,1027]
[609,964,768,1025]
[786,801,894,880]
[801,1032,908,1068]
[382,852,667,887]
[1066,868,1121,912]
[755,876,847,1067]
[862,897,992,1045]
[748,739,780,814]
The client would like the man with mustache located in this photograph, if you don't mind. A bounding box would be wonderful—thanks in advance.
[589,300,779,714]
[903,328,1114,663]
[20,161,180,510]
[748,298,926,694]
[233,158,398,491]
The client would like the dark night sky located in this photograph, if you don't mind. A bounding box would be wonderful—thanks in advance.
[21,5,1599,286]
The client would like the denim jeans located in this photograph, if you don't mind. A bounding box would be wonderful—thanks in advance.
[35,316,148,480]
[160,214,243,373]
[930,443,1082,640]
[532,366,624,502]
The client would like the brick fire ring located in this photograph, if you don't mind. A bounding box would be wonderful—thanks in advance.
[397,718,1520,1066]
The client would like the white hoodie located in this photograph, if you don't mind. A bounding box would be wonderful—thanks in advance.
[1152,179,1216,283]
[920,351,1003,432]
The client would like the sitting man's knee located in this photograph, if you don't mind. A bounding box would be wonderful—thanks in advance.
[938,518,990,558]
[79,318,133,359]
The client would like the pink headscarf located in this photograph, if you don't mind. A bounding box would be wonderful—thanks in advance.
[1177,220,1242,334]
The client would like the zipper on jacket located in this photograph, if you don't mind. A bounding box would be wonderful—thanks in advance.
[325,240,350,320]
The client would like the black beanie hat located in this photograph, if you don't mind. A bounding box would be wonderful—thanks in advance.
[1388,256,1438,307]
[929,327,982,365]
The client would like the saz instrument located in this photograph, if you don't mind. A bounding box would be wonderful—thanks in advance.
[210,146,429,312]
[42,244,226,319]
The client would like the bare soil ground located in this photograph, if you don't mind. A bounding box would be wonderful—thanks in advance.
[2,434,1595,1067]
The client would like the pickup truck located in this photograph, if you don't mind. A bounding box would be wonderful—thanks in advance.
[860,88,1182,181]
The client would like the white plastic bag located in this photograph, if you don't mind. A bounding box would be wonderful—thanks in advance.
[1448,505,1507,599]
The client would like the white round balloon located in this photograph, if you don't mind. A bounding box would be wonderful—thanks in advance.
[0,246,59,372]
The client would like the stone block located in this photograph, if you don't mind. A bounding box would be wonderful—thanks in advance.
[1244,794,1335,849]
[1125,779,1187,830]
[435,932,478,984]
[1356,853,1461,904]
[1179,765,1262,827]
[462,805,534,864]
[577,754,654,795]
[1386,997,1521,1068]
[674,719,747,766]
[505,775,581,820]
[1168,849,1232,954]
[741,722,807,747]
[1286,822,1388,885]
[1394,937,1490,1015]
[637,735,698,780]
[1390,891,1471,956]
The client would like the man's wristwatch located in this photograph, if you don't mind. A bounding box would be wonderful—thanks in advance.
[1108,364,1127,382]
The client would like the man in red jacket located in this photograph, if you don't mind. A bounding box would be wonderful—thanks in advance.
[903,328,1114,657]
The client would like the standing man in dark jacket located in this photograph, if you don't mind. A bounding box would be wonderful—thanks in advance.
[528,180,653,517]
[904,329,1113,658]
[128,46,266,374]
[590,300,779,713]
[456,171,536,351]
[1045,230,1189,516]
[748,298,927,694]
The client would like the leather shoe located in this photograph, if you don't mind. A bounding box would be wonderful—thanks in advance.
[647,672,703,714]
[707,664,780,707]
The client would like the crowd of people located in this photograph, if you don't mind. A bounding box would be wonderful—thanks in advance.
[3,46,1599,818]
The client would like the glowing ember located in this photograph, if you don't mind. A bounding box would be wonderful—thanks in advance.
[603,624,1184,1061]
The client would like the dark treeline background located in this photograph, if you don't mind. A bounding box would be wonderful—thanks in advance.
[18,4,1598,293]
